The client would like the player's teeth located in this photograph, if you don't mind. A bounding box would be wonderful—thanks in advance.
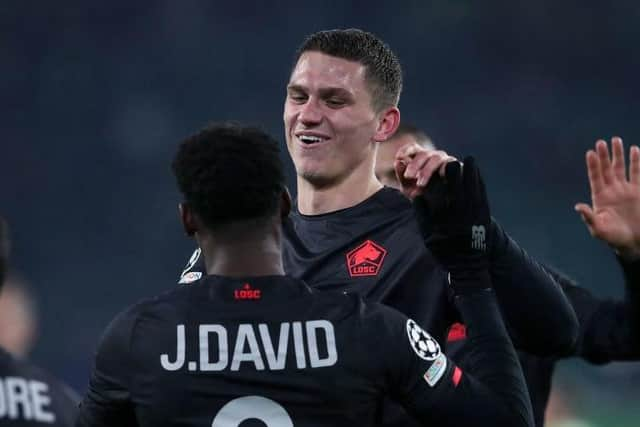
[300,136,323,143]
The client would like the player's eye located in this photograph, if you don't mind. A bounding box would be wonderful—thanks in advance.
[288,92,308,103]
[326,98,345,108]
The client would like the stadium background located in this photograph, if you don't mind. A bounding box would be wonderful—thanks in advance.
[1,1,638,425]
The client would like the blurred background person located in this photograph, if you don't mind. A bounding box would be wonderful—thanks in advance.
[0,276,38,359]
[544,383,594,427]
[375,123,434,188]
[0,217,77,426]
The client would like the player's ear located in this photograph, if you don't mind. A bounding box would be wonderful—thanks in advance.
[280,187,292,220]
[373,106,400,143]
[179,202,197,237]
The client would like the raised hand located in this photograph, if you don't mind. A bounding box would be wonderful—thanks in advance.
[394,143,457,199]
[575,137,640,260]
[414,157,492,293]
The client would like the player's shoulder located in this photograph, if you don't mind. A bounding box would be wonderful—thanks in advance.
[319,291,408,329]
[100,285,193,344]
[359,297,409,326]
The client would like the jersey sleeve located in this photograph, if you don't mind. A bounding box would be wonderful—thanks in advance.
[376,291,534,427]
[488,219,578,356]
[553,257,640,363]
[75,306,140,427]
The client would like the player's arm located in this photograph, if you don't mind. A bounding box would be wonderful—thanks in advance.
[397,146,578,356]
[393,158,532,425]
[545,263,640,363]
[486,219,579,356]
[569,137,640,362]
[379,290,532,426]
[75,307,139,427]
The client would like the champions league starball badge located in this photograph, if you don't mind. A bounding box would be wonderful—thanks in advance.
[406,319,441,361]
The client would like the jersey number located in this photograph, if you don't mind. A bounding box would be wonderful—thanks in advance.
[211,395,293,426]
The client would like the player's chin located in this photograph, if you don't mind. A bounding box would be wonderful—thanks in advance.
[297,167,337,188]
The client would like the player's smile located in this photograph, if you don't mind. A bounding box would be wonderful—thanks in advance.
[295,131,331,148]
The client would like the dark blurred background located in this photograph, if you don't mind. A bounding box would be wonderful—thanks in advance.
[1,1,639,425]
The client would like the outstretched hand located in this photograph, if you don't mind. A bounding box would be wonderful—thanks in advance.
[575,137,640,260]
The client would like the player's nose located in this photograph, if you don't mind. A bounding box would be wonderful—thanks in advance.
[298,99,323,125]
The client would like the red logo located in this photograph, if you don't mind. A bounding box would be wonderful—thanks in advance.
[234,283,261,300]
[447,323,467,342]
[346,240,387,277]
[452,366,463,387]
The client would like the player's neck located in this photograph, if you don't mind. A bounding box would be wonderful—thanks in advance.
[296,165,383,215]
[198,229,284,277]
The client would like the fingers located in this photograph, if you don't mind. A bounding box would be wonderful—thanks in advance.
[416,152,456,186]
[394,142,426,187]
[630,145,640,186]
[403,151,432,180]
[611,136,626,182]
[596,139,614,185]
[396,144,456,184]
[574,203,596,235]
[585,150,604,195]
[394,142,423,163]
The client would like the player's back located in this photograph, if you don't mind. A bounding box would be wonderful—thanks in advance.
[81,275,409,427]
[0,347,78,426]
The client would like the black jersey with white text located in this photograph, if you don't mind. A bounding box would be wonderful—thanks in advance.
[180,188,577,354]
[76,275,533,427]
[0,347,78,426]
[178,188,576,427]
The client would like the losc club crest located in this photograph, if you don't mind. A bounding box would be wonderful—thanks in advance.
[346,240,387,277]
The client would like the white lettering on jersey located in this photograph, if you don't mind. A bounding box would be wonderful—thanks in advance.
[200,325,228,371]
[160,324,185,370]
[259,324,289,370]
[0,378,55,423]
[306,320,337,368]
[291,322,306,369]
[231,325,265,371]
[161,321,338,372]
[212,395,293,427]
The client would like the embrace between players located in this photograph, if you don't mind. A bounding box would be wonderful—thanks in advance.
[74,29,640,427]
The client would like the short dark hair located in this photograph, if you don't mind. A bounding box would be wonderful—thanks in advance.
[389,122,435,149]
[0,217,9,287]
[172,123,285,230]
[294,29,402,112]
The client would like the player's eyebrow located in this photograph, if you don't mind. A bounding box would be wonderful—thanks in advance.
[286,84,306,93]
[317,87,353,100]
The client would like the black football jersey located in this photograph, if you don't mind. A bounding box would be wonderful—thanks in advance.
[0,347,78,426]
[180,188,576,354]
[76,275,533,427]
[178,188,576,427]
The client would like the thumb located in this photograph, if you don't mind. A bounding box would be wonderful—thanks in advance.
[575,203,596,233]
